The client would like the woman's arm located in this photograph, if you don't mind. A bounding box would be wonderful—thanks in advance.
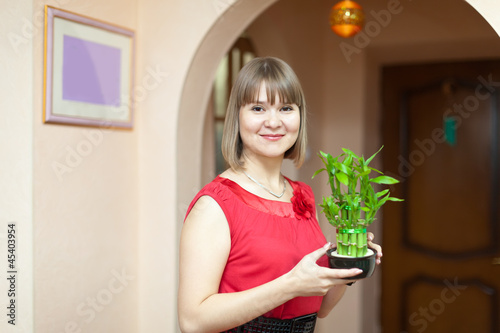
[178,196,362,333]
[178,195,295,332]
[317,284,348,318]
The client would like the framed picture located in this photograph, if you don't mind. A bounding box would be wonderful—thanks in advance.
[44,6,135,129]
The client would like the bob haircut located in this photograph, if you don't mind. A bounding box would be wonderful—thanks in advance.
[221,57,308,170]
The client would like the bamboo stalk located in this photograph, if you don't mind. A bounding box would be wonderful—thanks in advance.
[336,232,341,255]
[342,233,349,255]
[350,233,357,257]
[358,232,367,256]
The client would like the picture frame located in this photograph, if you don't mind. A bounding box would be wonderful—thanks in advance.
[44,6,135,129]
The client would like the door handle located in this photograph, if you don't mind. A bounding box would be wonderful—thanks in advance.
[493,257,500,265]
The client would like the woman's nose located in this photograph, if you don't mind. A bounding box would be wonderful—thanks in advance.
[265,110,282,128]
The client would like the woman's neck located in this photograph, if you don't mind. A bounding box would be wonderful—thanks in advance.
[241,158,283,185]
[220,157,291,201]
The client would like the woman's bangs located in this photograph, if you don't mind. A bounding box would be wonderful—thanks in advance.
[265,78,301,107]
[238,77,301,107]
[238,78,261,107]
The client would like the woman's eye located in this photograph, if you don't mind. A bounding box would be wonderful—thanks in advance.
[252,106,264,112]
[281,106,294,112]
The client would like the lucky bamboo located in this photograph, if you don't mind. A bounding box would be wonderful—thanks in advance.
[313,146,403,257]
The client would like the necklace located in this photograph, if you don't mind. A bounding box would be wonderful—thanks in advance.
[243,171,286,198]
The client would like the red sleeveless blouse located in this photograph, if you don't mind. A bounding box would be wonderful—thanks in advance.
[185,176,328,319]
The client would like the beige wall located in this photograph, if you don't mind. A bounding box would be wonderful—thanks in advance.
[32,1,139,332]
[138,0,240,331]
[0,1,34,332]
[1,0,500,332]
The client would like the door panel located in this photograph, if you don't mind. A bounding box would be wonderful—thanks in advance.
[403,277,495,332]
[381,60,500,333]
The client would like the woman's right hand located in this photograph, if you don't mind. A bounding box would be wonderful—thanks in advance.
[285,243,362,297]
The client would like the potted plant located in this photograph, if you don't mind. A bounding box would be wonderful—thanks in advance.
[312,146,402,279]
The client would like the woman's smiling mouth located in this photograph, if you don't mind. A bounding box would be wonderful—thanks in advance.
[261,134,284,141]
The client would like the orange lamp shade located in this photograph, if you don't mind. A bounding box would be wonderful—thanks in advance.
[329,1,365,38]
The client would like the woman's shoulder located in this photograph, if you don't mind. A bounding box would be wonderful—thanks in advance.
[184,176,236,220]
[194,175,236,200]
[186,194,225,221]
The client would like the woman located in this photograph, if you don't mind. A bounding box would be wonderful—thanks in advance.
[178,57,382,333]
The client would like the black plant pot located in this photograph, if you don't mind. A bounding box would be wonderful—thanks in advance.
[326,247,377,280]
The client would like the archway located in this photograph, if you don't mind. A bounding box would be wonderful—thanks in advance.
[176,0,500,331]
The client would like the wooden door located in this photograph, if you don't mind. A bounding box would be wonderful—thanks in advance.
[381,60,500,333]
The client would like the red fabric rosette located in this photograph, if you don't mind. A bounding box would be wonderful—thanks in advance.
[291,187,315,220]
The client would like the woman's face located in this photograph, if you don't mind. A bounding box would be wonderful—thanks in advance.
[238,83,300,162]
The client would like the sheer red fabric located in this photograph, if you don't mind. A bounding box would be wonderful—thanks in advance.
[185,176,328,319]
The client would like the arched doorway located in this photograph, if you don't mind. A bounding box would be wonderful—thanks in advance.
[176,1,500,332]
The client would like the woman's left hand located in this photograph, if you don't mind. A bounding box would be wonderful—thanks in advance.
[367,232,383,265]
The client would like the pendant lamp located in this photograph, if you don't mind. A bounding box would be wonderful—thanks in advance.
[329,1,365,38]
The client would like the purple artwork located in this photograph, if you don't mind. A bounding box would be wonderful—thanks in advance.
[62,35,121,106]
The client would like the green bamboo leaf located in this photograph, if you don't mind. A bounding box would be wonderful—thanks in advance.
[334,161,351,175]
[376,189,389,197]
[368,166,383,174]
[342,148,359,159]
[335,172,349,186]
[365,146,383,165]
[376,192,390,204]
[387,197,404,202]
[356,170,371,178]
[326,155,335,171]
[364,201,374,209]
[328,201,340,215]
[344,153,353,167]
[312,168,325,179]
[319,151,330,160]
[370,175,400,184]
